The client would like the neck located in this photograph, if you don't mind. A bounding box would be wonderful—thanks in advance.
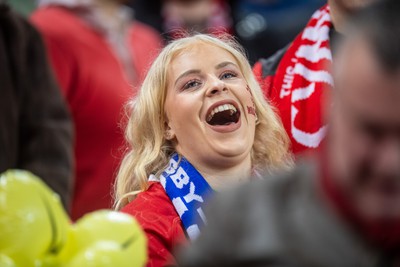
[187,155,252,191]
[328,0,350,34]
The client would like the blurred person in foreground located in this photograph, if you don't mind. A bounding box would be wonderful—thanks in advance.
[114,34,293,266]
[31,0,162,220]
[180,0,400,266]
[0,1,73,209]
[253,0,380,155]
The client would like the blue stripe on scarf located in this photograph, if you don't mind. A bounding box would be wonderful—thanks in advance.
[160,154,213,240]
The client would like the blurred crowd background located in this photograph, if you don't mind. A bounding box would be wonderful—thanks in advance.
[3,0,325,221]
[10,0,325,63]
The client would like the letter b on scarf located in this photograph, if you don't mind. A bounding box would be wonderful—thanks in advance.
[171,168,189,189]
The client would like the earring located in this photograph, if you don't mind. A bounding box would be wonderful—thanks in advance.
[165,131,172,140]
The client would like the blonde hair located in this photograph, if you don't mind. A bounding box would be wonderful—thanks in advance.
[114,34,292,209]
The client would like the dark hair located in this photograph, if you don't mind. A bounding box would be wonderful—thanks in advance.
[347,0,400,72]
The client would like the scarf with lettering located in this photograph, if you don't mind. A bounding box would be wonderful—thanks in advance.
[159,154,213,241]
[264,5,333,154]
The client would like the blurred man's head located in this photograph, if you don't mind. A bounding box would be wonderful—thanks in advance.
[328,0,381,33]
[329,0,400,222]
[329,0,380,13]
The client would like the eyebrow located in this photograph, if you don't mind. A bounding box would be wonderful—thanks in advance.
[215,61,238,69]
[174,61,239,86]
[174,69,201,86]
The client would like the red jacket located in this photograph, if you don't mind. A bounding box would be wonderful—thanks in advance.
[122,182,186,267]
[31,6,162,220]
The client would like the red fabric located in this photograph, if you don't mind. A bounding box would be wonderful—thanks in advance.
[30,6,162,220]
[122,182,186,267]
[253,60,274,98]
[254,5,332,154]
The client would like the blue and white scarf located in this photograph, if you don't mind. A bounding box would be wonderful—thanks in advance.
[158,154,213,240]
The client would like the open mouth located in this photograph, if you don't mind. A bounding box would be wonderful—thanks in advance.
[206,103,240,126]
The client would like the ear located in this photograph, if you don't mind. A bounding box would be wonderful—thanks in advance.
[164,121,176,141]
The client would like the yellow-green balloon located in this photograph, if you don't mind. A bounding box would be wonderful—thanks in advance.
[0,170,147,267]
[0,254,17,267]
[59,210,147,267]
[0,170,70,266]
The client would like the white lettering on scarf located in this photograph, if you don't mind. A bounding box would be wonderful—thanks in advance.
[172,197,189,217]
[280,66,295,98]
[160,154,213,241]
[171,167,190,189]
[280,6,332,148]
[184,182,204,203]
[187,225,201,240]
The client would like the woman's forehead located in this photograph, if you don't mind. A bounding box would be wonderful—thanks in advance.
[173,42,238,62]
[170,44,240,75]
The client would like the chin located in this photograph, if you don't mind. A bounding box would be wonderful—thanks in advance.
[213,139,251,156]
[357,194,400,221]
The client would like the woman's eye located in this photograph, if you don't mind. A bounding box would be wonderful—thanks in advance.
[183,80,201,90]
[221,72,237,79]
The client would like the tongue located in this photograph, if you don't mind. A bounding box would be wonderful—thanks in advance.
[208,110,239,126]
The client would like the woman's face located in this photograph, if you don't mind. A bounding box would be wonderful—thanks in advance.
[164,42,257,169]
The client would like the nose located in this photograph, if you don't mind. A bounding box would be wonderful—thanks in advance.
[206,75,227,96]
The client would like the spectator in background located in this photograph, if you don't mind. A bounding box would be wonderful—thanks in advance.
[0,2,73,209]
[31,0,162,220]
[253,0,380,155]
[180,1,400,266]
[129,0,326,64]
[163,0,231,39]
[130,0,231,41]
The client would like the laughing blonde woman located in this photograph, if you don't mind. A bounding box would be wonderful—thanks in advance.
[115,34,292,267]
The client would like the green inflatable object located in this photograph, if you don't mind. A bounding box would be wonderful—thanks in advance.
[0,170,69,266]
[59,210,147,267]
[0,254,17,267]
[0,170,147,267]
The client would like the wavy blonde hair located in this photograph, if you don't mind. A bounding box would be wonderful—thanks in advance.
[114,34,293,209]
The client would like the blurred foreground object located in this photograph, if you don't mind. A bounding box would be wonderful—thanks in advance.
[0,170,147,267]
[0,170,69,267]
[0,2,73,209]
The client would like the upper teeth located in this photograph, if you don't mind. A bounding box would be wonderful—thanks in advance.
[207,104,237,122]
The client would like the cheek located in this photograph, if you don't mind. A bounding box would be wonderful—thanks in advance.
[245,85,256,117]
[330,117,372,182]
[166,95,200,131]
